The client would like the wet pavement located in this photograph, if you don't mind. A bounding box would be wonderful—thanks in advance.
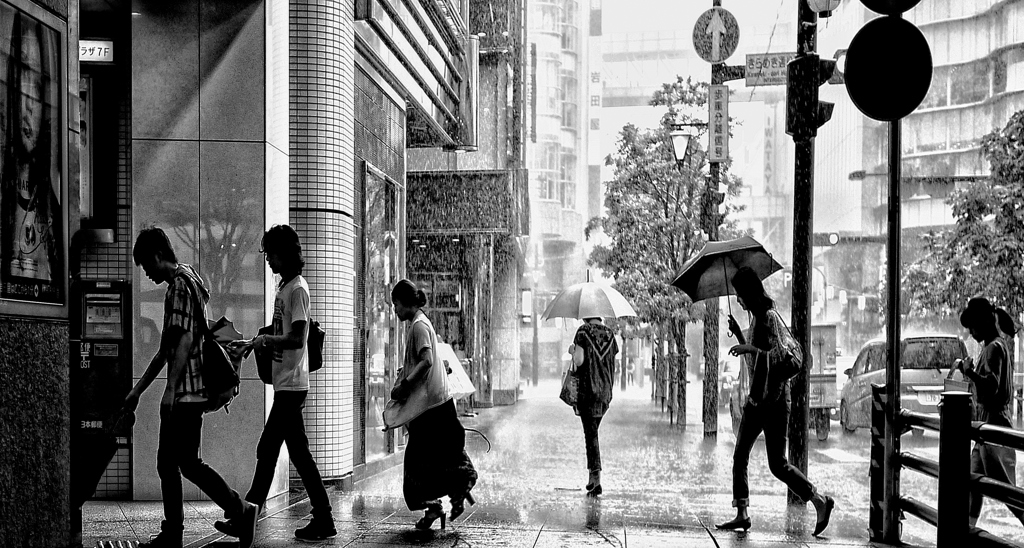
[82,377,1024,547]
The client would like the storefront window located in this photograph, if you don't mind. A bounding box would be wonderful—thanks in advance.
[362,164,399,463]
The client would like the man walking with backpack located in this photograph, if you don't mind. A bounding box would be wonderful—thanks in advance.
[122,227,258,548]
[216,224,336,542]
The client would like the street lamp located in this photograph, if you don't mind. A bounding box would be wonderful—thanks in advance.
[806,0,841,17]
[670,126,698,164]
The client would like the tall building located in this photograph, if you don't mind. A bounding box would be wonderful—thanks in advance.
[814,0,1024,349]
[0,0,528,545]
[523,0,590,377]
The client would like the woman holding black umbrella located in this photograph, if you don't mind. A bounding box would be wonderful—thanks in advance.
[715,266,834,535]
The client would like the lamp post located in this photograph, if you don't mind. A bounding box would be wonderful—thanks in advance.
[672,120,722,439]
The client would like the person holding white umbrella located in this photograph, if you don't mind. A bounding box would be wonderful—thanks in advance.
[543,281,635,496]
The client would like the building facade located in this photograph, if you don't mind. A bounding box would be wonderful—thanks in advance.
[523,0,590,380]
[0,0,528,545]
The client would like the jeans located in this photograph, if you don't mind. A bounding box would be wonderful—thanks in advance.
[245,390,332,519]
[580,413,603,473]
[157,402,244,533]
[731,394,816,508]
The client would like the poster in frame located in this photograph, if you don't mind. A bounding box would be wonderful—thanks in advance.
[0,0,69,318]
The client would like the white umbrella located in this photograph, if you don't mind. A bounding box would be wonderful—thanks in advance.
[541,282,637,320]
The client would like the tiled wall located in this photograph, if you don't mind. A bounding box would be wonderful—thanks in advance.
[290,0,357,477]
[78,93,132,283]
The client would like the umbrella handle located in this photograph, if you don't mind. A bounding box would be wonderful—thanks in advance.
[722,256,734,337]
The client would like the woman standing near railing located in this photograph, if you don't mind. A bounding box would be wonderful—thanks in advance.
[957,297,1024,528]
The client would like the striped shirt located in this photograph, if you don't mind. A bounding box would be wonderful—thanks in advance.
[164,264,206,402]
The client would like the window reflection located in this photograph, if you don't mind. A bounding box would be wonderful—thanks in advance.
[363,166,398,463]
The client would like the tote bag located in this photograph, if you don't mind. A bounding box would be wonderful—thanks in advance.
[382,313,451,430]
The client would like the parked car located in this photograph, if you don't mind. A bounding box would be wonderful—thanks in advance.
[839,334,968,433]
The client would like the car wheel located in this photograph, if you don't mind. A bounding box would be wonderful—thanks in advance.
[841,401,856,433]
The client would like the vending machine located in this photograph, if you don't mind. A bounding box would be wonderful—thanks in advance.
[70,279,132,498]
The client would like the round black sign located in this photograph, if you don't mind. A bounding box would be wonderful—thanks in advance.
[845,16,932,122]
[860,0,923,16]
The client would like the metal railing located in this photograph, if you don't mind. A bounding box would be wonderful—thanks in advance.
[870,383,1024,547]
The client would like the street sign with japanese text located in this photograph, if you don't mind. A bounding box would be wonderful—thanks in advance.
[79,40,113,63]
[693,7,739,64]
[708,85,729,162]
[746,52,797,86]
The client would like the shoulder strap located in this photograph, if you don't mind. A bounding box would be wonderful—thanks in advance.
[175,270,212,336]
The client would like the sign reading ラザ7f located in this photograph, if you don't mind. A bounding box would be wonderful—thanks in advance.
[708,85,729,162]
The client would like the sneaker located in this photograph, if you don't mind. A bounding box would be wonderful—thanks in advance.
[138,531,183,548]
[213,517,239,537]
[237,501,259,548]
[295,516,337,542]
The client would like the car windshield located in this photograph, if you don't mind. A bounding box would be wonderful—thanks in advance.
[901,339,965,370]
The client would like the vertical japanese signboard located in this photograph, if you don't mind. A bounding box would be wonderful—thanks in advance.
[708,85,729,162]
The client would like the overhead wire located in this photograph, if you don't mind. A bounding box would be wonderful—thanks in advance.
[746,0,787,103]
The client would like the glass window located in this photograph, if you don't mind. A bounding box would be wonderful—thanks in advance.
[950,59,990,105]
[900,338,967,370]
[362,166,399,463]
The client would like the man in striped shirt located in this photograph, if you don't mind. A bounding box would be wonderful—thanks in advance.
[122,227,258,548]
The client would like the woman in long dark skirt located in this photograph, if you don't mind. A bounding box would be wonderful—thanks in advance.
[391,279,478,530]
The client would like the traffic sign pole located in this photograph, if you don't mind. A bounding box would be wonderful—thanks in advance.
[787,0,817,505]
[693,2,744,440]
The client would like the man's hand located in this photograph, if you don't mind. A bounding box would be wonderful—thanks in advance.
[160,388,175,416]
[123,391,140,414]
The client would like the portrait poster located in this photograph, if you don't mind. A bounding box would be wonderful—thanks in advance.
[0,1,65,306]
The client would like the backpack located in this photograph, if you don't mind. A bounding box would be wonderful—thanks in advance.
[308,318,326,372]
[767,310,805,382]
[254,318,326,384]
[176,271,240,413]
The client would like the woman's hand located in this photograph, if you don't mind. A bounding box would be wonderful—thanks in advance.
[729,344,758,357]
[958,357,975,373]
[727,315,742,337]
[390,380,411,402]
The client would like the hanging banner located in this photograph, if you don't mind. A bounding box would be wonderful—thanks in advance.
[708,85,729,162]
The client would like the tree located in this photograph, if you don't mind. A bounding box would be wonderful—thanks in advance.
[586,76,743,421]
[904,110,1024,321]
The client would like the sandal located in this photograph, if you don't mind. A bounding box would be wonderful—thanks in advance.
[450,491,476,521]
[415,504,446,531]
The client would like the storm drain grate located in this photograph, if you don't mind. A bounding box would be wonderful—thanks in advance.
[94,541,138,548]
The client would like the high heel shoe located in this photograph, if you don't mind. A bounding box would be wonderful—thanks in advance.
[415,504,446,531]
[450,491,476,521]
[715,516,751,531]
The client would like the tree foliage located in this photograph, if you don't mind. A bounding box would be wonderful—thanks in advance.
[586,76,744,345]
[904,110,1024,319]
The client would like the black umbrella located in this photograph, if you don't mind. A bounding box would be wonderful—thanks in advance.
[671,235,783,310]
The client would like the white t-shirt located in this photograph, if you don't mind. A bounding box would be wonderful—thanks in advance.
[271,275,310,391]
